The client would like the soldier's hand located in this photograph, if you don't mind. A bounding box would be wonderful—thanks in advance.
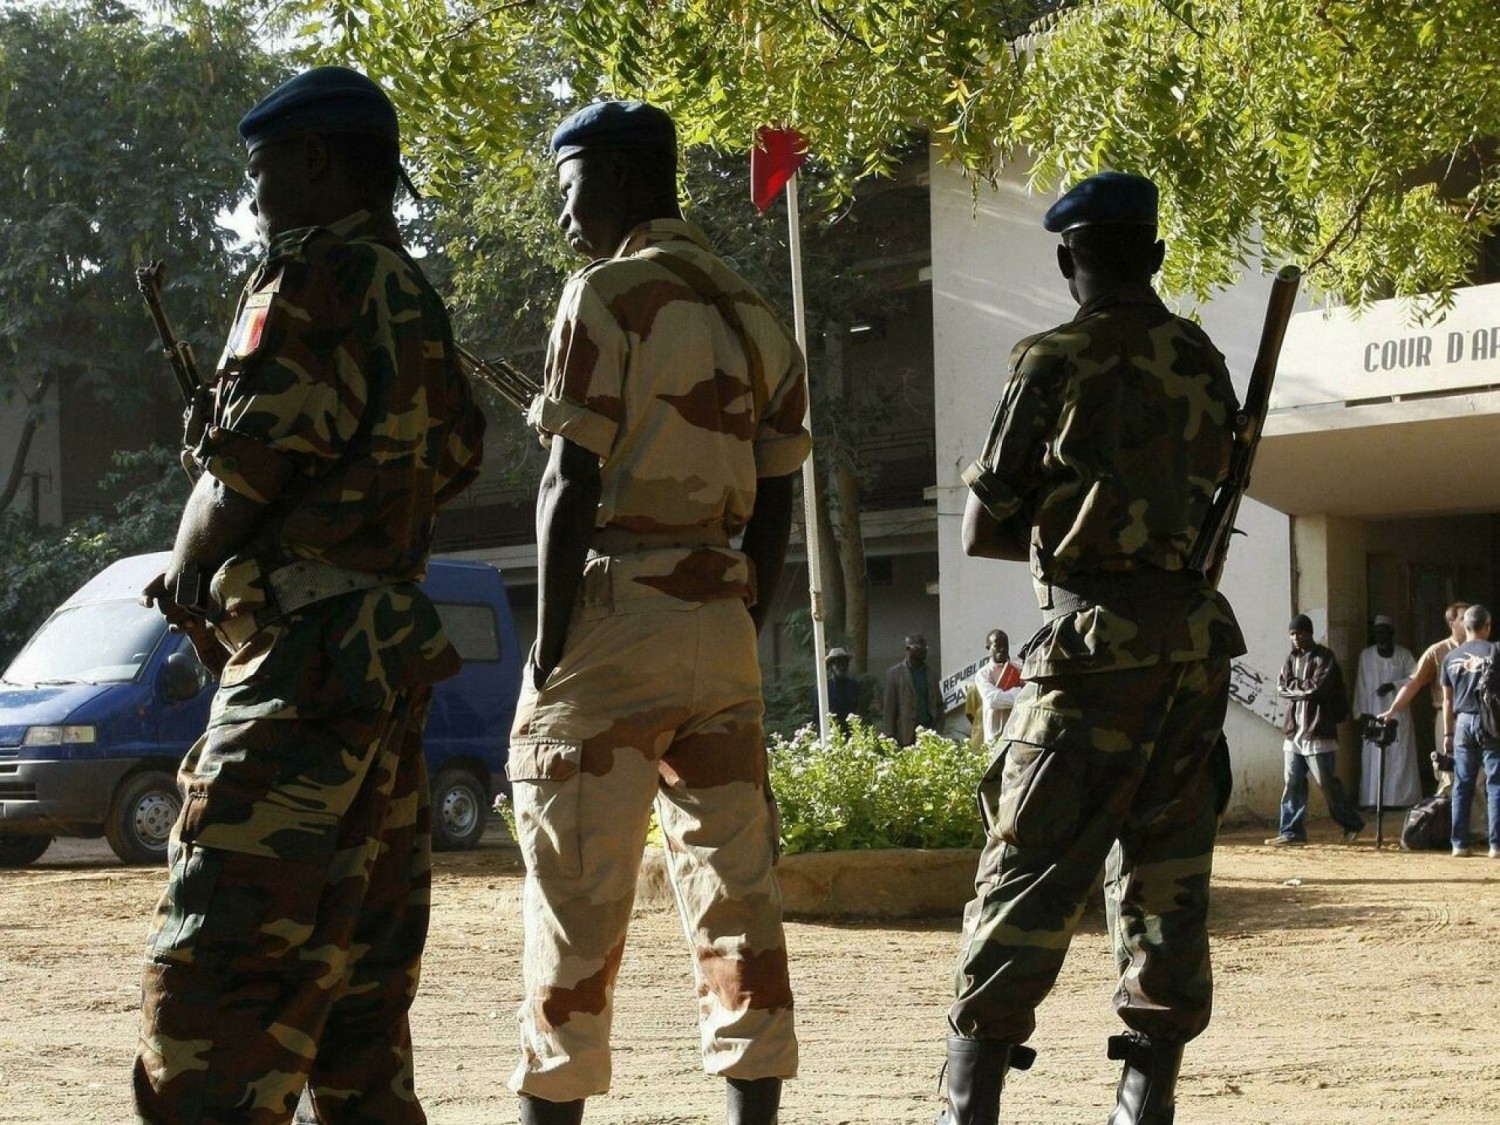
[175,616,228,679]
[142,571,226,677]
[141,571,185,623]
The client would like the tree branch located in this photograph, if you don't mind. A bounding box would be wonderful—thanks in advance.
[441,0,537,44]
[1306,181,1375,271]
[808,0,870,50]
[1151,0,1208,39]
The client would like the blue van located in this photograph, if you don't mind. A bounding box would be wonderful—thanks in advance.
[0,552,521,866]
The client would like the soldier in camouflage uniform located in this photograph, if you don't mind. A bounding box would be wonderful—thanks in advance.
[133,67,484,1125]
[506,101,808,1125]
[940,172,1245,1125]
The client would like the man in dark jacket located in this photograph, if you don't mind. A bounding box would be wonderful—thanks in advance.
[1266,614,1365,846]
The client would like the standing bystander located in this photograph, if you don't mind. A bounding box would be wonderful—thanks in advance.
[967,629,1024,748]
[1266,614,1364,847]
[884,633,941,747]
[1438,604,1500,858]
[815,647,863,733]
[1379,601,1469,796]
[1353,614,1419,807]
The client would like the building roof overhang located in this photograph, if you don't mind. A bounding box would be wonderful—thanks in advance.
[1251,390,1500,518]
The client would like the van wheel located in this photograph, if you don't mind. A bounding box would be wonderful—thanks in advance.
[0,834,52,867]
[106,770,181,866]
[431,768,488,852]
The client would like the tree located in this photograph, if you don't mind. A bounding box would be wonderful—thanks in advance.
[291,0,1498,305]
[0,447,185,665]
[0,0,285,512]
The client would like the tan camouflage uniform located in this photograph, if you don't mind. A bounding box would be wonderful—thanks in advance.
[952,283,1245,1046]
[134,209,484,1124]
[509,218,809,1101]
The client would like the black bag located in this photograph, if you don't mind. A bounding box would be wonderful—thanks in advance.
[1477,653,1500,742]
[1400,796,1452,851]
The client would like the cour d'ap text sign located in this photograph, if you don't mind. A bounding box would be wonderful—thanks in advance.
[1274,281,1500,410]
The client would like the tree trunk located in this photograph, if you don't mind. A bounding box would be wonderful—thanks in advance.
[834,460,870,672]
[0,374,55,518]
[813,460,846,645]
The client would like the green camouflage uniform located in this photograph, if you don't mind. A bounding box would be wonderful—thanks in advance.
[951,283,1244,1046]
[509,218,809,1102]
[134,209,484,1124]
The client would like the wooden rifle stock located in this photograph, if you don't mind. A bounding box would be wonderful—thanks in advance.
[1190,264,1303,585]
[454,344,541,416]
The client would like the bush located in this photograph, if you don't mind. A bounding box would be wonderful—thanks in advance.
[769,717,988,855]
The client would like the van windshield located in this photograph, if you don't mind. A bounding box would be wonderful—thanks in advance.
[3,600,168,686]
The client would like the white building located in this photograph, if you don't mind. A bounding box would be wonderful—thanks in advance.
[929,155,1498,823]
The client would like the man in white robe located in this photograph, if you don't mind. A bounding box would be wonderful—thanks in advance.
[1355,614,1419,806]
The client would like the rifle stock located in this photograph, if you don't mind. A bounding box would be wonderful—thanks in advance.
[1190,263,1303,585]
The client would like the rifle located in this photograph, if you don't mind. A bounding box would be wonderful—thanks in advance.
[1190,263,1303,586]
[454,343,541,416]
[134,260,209,482]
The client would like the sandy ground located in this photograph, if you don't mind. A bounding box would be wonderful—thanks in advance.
[1,824,1497,1125]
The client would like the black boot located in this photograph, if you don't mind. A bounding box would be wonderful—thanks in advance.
[518,1094,585,1125]
[1105,1033,1183,1125]
[726,1076,781,1124]
[935,1037,1035,1125]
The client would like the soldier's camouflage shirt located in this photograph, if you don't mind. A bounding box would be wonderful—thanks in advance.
[963,284,1244,677]
[196,209,485,720]
[528,218,811,607]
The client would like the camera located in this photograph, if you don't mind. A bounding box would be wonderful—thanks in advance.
[1359,713,1397,748]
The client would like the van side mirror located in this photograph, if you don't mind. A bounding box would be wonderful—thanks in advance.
[161,651,207,702]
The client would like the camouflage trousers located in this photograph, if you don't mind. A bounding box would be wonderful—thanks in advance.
[507,594,797,1102]
[950,657,1230,1045]
[134,691,433,1125]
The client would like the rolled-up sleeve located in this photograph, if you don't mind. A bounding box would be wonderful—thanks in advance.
[754,345,812,479]
[533,276,625,458]
[961,353,1053,524]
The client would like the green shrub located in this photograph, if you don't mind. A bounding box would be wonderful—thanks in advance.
[769,716,987,854]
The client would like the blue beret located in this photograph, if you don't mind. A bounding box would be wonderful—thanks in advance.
[550,100,676,165]
[1043,171,1158,234]
[239,66,400,153]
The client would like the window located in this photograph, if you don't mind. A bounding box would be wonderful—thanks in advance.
[434,603,501,662]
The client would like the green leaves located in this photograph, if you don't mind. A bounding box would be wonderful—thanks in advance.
[289,0,1500,305]
[0,1,284,506]
[769,719,987,854]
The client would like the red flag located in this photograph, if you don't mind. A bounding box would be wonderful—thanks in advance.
[751,127,809,213]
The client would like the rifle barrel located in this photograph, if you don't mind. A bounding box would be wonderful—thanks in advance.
[455,344,541,417]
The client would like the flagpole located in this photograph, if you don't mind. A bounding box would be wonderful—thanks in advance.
[784,171,831,741]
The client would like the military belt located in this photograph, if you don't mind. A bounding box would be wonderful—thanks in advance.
[216,559,395,650]
[1039,569,1202,622]
[588,526,731,558]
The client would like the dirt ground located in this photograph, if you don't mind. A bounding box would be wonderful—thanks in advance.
[1,824,1497,1125]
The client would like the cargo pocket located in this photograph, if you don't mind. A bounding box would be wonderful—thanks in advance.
[506,738,584,880]
[989,735,1085,850]
[145,843,221,960]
